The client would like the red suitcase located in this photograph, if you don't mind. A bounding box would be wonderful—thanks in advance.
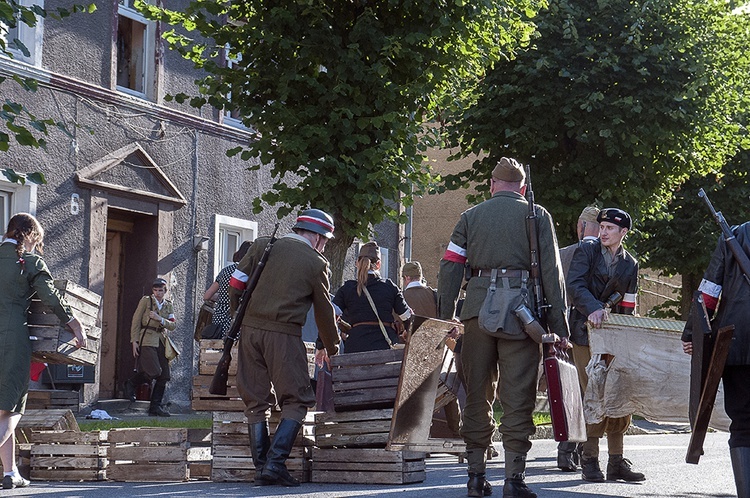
[544,342,587,442]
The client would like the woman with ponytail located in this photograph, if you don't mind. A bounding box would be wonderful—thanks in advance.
[332,242,412,353]
[0,213,85,489]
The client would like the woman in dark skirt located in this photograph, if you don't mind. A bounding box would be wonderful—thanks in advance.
[0,213,85,490]
[333,242,412,353]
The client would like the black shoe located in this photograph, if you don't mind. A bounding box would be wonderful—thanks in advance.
[467,472,492,497]
[557,449,578,472]
[2,474,30,489]
[261,462,300,487]
[581,456,605,482]
[124,380,136,403]
[607,455,645,482]
[502,478,536,498]
[149,406,171,417]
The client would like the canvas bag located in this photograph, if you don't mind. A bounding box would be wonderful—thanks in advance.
[164,334,180,362]
[478,269,527,339]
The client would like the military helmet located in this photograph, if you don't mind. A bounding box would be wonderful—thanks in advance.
[293,209,335,239]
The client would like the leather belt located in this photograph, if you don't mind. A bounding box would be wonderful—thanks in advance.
[471,268,528,278]
[351,321,394,328]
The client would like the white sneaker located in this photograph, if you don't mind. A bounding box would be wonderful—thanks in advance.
[2,474,30,489]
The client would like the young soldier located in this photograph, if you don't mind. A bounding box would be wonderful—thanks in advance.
[438,158,568,498]
[567,208,643,483]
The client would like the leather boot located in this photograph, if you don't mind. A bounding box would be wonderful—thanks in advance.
[125,372,145,403]
[149,382,170,416]
[581,456,604,482]
[606,454,645,482]
[467,472,492,497]
[260,419,302,486]
[249,421,271,485]
[502,474,536,498]
[556,441,578,472]
[730,447,750,498]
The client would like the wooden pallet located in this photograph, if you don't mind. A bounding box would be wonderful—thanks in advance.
[15,409,79,444]
[331,349,403,411]
[30,430,105,481]
[29,280,102,366]
[211,411,312,483]
[187,428,212,480]
[26,389,80,413]
[311,448,426,484]
[107,428,188,482]
[314,409,393,448]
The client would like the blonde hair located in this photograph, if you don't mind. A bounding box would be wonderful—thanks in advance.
[5,212,44,257]
[356,255,379,296]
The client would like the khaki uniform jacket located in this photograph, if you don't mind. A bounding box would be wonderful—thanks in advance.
[437,190,569,338]
[403,284,438,318]
[130,295,177,347]
[230,234,339,355]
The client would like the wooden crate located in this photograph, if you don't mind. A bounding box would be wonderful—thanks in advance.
[29,280,102,366]
[314,409,393,448]
[192,340,244,412]
[107,428,188,482]
[26,389,80,413]
[311,448,426,484]
[187,428,212,480]
[30,430,105,481]
[16,443,30,480]
[331,349,404,411]
[211,411,312,483]
[15,409,79,444]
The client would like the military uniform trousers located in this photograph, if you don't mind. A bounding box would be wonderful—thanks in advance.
[571,342,629,458]
[460,318,540,471]
[236,324,315,424]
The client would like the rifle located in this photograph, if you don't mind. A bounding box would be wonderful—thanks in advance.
[698,188,750,286]
[524,164,548,327]
[209,224,279,395]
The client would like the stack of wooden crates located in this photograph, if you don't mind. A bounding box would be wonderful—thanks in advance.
[312,348,427,485]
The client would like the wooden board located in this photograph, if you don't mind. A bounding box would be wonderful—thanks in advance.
[26,389,80,413]
[314,409,392,448]
[311,448,425,484]
[107,428,188,482]
[331,349,404,411]
[30,430,105,481]
[15,410,79,444]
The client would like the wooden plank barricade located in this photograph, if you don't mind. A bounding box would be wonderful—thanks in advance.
[211,411,312,483]
[30,430,105,481]
[330,348,404,412]
[311,448,426,484]
[107,428,188,482]
[29,280,102,366]
[314,409,393,448]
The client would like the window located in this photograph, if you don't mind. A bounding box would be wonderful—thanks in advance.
[222,48,244,127]
[0,178,38,230]
[116,0,155,98]
[212,215,257,277]
[1,0,44,67]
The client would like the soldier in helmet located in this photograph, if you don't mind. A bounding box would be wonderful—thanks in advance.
[229,209,340,487]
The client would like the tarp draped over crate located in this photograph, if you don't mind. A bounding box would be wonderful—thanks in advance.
[585,314,730,431]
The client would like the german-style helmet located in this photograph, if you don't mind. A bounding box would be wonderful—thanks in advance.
[293,209,335,239]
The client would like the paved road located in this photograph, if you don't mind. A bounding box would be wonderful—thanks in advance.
[7,432,734,497]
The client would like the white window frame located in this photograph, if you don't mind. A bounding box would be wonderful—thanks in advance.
[0,178,38,231]
[212,214,257,278]
[115,1,155,99]
[221,48,244,128]
[1,0,44,67]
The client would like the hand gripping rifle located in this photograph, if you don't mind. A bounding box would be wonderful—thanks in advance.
[699,188,750,286]
[209,224,279,395]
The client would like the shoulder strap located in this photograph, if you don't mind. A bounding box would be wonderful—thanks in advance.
[362,286,394,348]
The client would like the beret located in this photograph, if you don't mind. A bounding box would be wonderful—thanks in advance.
[597,208,632,229]
[152,278,168,287]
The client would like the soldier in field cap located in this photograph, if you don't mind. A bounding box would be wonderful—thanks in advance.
[438,156,568,498]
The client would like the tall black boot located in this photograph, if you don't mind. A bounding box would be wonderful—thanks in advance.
[260,419,302,486]
[125,372,145,402]
[467,472,492,497]
[731,447,750,498]
[249,421,271,485]
[149,381,170,417]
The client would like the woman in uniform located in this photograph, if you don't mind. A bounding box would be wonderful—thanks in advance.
[333,242,412,353]
[124,278,177,416]
[0,213,85,490]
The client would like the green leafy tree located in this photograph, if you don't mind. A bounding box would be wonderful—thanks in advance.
[444,0,750,247]
[0,0,95,184]
[140,0,544,284]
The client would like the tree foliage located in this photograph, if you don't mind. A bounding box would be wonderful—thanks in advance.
[444,0,750,246]
[0,0,95,164]
[140,0,544,284]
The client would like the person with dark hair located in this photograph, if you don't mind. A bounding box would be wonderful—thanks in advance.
[0,213,85,490]
[230,209,340,487]
[124,277,177,417]
[204,240,253,337]
[567,207,643,483]
[332,241,412,354]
